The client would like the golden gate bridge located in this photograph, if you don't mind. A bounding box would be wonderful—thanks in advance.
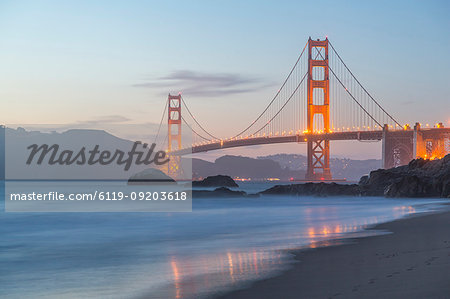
[153,38,450,180]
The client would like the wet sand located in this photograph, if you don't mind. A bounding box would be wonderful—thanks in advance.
[217,210,450,299]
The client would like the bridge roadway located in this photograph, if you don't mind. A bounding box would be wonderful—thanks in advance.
[170,130,385,156]
[169,127,450,156]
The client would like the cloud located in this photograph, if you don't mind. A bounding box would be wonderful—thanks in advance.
[74,115,132,126]
[133,70,273,97]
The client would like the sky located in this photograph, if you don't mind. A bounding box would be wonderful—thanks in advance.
[1,0,449,159]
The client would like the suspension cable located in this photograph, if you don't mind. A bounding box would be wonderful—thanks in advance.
[180,96,220,140]
[315,49,383,127]
[181,115,211,141]
[251,71,308,136]
[250,49,325,136]
[153,98,168,144]
[328,40,402,127]
[232,40,309,138]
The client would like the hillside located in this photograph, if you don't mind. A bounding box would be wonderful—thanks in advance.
[259,154,381,181]
[192,155,305,180]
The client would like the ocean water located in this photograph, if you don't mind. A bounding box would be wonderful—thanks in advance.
[0,181,447,299]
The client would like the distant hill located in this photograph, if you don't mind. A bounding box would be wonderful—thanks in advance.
[192,155,305,180]
[258,154,381,181]
[3,127,162,180]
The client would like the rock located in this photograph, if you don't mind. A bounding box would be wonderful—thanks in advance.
[360,154,450,198]
[260,154,450,198]
[261,182,360,197]
[359,175,369,185]
[192,175,239,188]
[192,187,256,198]
[384,175,426,197]
[128,168,175,184]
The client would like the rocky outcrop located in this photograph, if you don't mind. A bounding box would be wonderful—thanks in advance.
[261,182,360,197]
[128,168,175,184]
[359,154,450,198]
[193,187,257,198]
[260,154,450,198]
[192,175,239,188]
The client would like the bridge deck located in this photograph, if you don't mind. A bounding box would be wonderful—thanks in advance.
[171,130,384,155]
[170,128,449,156]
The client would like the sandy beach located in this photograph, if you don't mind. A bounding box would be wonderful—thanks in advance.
[217,209,450,299]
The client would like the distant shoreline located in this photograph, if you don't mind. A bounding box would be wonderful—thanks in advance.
[216,206,450,299]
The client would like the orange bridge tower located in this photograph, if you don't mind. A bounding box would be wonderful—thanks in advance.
[167,93,182,177]
[306,38,332,180]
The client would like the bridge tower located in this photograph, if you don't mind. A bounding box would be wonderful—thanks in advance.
[306,38,332,180]
[167,93,182,178]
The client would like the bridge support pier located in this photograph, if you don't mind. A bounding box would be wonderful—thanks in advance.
[413,122,447,160]
[382,124,414,169]
[306,138,331,180]
[382,122,449,169]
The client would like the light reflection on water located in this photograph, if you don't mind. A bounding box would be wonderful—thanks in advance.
[145,201,427,299]
[0,182,447,299]
[165,249,287,299]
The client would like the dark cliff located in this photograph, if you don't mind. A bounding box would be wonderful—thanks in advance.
[261,154,450,198]
[359,154,450,198]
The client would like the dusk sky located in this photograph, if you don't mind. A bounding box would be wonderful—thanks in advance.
[1,0,449,159]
